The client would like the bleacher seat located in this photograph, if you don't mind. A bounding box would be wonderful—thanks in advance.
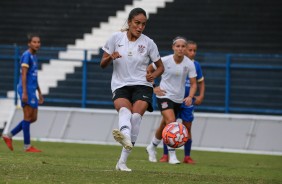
[0,0,281,114]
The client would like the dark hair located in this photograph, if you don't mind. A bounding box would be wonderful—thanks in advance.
[27,33,40,43]
[128,7,147,21]
[187,40,197,46]
[121,8,147,32]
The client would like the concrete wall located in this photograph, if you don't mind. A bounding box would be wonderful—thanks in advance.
[5,106,282,155]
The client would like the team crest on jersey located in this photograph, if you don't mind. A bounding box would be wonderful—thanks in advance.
[183,66,189,72]
[138,45,145,53]
[161,102,168,109]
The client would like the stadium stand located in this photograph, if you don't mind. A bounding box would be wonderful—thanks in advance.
[144,0,282,53]
[0,0,133,46]
[0,0,281,114]
[0,0,133,100]
[143,0,282,113]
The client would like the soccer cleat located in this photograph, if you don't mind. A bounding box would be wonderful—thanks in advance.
[3,135,13,151]
[112,129,132,151]
[115,162,132,172]
[159,154,169,162]
[183,156,196,164]
[168,150,180,164]
[169,157,181,164]
[25,146,42,153]
[146,145,157,162]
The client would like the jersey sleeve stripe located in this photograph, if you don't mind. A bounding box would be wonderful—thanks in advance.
[197,77,204,82]
[21,63,29,68]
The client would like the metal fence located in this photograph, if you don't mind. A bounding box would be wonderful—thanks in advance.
[1,45,282,115]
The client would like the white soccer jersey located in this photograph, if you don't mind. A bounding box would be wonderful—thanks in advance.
[102,31,161,92]
[154,55,197,103]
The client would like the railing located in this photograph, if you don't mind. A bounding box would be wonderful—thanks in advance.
[0,45,282,115]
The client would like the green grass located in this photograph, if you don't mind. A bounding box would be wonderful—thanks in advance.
[1,141,282,184]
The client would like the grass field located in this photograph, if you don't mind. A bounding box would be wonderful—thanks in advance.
[1,140,282,184]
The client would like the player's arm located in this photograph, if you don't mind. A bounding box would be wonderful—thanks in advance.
[21,66,28,103]
[147,61,166,96]
[183,77,197,106]
[146,59,164,82]
[194,79,205,105]
[37,83,44,104]
[100,51,121,69]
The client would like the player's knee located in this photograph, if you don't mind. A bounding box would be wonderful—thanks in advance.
[166,118,175,124]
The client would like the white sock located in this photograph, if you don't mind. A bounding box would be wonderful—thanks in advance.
[118,107,132,137]
[168,146,176,158]
[151,136,162,147]
[130,113,142,143]
[119,147,132,164]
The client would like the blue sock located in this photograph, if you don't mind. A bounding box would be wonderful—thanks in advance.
[184,139,192,156]
[22,120,31,145]
[11,120,24,136]
[163,142,168,155]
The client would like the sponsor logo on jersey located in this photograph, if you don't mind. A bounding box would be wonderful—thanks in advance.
[118,44,124,47]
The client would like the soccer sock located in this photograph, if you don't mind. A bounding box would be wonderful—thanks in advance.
[10,120,24,137]
[152,136,162,147]
[163,142,168,155]
[168,146,177,158]
[118,107,132,137]
[130,113,142,144]
[22,120,31,147]
[119,147,132,163]
[184,139,192,156]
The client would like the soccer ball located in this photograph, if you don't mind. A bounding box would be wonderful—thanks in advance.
[162,122,189,148]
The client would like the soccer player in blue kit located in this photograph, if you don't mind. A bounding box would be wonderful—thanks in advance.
[2,34,44,152]
[154,40,205,164]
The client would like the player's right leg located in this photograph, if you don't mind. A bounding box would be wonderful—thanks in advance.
[112,90,133,151]
[22,102,41,152]
[159,142,169,162]
[159,118,169,162]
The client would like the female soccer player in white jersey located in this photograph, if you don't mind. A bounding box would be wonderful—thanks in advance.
[100,7,164,171]
[2,34,44,152]
[146,36,197,164]
[159,40,206,164]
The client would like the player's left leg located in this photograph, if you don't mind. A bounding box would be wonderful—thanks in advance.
[116,148,132,172]
[183,122,195,164]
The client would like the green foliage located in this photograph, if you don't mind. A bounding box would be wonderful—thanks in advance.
[1,141,282,184]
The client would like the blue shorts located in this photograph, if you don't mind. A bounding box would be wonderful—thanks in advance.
[177,98,195,123]
[18,86,38,109]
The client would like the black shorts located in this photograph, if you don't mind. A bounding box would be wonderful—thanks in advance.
[112,85,154,112]
[157,98,182,116]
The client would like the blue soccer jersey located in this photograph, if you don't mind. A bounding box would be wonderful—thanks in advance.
[184,61,204,98]
[17,50,39,108]
[178,61,204,122]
